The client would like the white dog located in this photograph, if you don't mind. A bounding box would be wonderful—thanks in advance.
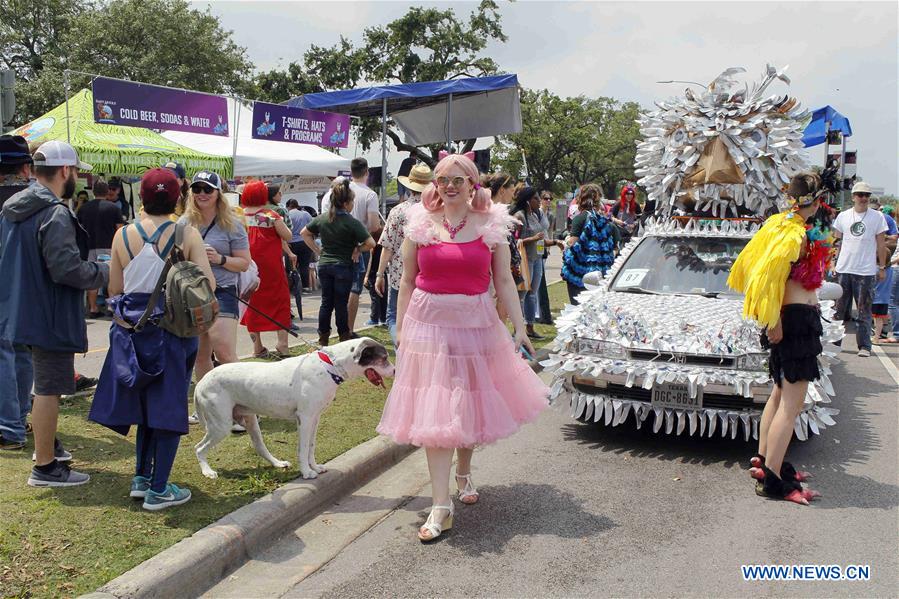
[194,337,393,479]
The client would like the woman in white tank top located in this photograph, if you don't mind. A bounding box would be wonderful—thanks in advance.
[89,168,213,511]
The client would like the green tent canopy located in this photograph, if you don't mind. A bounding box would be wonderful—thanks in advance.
[11,89,232,178]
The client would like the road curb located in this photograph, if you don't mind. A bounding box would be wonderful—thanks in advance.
[83,436,415,599]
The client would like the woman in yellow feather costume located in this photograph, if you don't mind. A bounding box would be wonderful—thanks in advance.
[728,173,833,505]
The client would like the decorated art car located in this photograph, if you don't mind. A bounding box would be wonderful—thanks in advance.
[542,218,843,441]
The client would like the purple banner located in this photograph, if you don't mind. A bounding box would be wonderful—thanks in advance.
[252,101,350,148]
[92,77,229,136]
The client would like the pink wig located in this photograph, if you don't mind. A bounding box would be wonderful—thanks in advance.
[420,154,491,213]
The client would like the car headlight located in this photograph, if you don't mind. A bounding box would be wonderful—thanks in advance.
[576,337,627,359]
[736,353,768,370]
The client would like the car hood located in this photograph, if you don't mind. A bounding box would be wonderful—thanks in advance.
[556,286,763,356]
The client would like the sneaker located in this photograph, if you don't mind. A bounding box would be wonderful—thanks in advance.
[31,438,72,462]
[142,483,191,511]
[364,319,379,326]
[27,462,90,487]
[187,412,200,425]
[1,436,26,451]
[74,375,98,392]
[231,421,246,434]
[130,475,152,499]
[858,348,871,357]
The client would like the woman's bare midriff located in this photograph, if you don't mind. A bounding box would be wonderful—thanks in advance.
[783,278,818,306]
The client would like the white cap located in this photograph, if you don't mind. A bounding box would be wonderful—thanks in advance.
[32,140,92,171]
[851,181,872,195]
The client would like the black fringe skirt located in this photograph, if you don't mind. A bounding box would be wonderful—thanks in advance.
[762,304,823,387]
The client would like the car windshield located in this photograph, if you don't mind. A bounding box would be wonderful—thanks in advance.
[610,235,749,296]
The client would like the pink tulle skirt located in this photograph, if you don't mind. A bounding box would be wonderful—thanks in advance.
[377,289,549,448]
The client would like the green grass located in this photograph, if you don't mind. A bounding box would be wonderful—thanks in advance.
[0,284,568,598]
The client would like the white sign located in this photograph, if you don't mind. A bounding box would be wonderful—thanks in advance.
[616,268,649,288]
[281,175,331,194]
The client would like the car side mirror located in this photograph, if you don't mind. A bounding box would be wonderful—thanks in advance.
[583,271,604,287]
[817,281,843,301]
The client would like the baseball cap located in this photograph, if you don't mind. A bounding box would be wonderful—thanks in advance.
[0,135,33,166]
[32,140,92,171]
[141,167,180,204]
[191,170,222,190]
[163,161,186,179]
[851,181,873,195]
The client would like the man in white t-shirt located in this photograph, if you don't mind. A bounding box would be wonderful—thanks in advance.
[832,181,889,356]
[320,157,381,334]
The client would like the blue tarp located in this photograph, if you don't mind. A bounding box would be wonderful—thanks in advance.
[287,74,520,118]
[802,105,852,147]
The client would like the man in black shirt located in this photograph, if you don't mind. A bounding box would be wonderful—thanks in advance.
[77,179,124,317]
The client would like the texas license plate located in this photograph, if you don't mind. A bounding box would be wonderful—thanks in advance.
[651,383,703,410]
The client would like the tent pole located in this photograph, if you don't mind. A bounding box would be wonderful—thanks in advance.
[446,93,453,151]
[840,132,847,210]
[231,97,241,180]
[381,97,387,215]
[64,69,71,143]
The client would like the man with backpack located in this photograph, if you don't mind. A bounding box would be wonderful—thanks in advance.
[0,141,109,486]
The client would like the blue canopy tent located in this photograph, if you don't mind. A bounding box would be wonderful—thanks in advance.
[288,75,522,207]
[802,105,852,147]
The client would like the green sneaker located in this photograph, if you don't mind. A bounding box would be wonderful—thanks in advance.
[142,483,191,511]
[130,475,151,499]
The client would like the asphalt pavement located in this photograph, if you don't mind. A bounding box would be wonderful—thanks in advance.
[204,323,898,598]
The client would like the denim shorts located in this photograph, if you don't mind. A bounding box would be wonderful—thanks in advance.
[31,347,75,396]
[214,285,239,319]
[350,253,368,295]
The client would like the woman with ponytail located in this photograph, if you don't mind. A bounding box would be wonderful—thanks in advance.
[377,153,548,543]
[301,177,376,345]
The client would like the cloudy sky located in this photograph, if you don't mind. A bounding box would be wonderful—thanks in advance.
[195,0,898,194]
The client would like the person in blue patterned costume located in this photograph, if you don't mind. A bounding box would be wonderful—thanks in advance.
[561,184,616,304]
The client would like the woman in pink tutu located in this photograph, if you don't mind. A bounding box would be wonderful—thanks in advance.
[377,152,549,542]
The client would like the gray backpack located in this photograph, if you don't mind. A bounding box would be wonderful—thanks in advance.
[134,222,218,337]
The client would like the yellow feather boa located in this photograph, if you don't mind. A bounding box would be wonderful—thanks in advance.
[727,212,806,328]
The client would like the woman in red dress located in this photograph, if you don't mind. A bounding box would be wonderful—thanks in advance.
[240,181,293,358]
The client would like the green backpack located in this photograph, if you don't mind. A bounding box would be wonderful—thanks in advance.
[134,221,219,337]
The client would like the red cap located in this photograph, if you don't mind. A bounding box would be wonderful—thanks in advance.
[141,167,180,204]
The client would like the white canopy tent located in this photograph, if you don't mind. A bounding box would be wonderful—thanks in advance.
[161,100,350,177]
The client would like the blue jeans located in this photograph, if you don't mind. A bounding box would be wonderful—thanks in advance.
[522,256,545,324]
[836,272,875,351]
[386,287,399,346]
[890,266,899,337]
[0,340,33,443]
[318,263,354,336]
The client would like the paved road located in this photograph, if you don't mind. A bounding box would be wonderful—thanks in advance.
[75,254,564,379]
[205,326,897,598]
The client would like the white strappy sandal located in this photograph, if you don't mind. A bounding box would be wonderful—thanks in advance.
[455,472,479,505]
[418,504,454,542]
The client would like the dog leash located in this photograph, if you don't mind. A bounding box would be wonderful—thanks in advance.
[216,286,301,339]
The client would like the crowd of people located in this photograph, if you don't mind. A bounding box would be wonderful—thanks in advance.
[2,129,897,525]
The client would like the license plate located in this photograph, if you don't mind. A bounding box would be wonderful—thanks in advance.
[651,383,703,410]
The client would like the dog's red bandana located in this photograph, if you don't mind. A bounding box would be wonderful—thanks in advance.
[317,351,345,385]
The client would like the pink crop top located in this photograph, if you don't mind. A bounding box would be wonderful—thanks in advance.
[416,239,492,295]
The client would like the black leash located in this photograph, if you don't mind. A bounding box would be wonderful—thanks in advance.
[216,286,299,338]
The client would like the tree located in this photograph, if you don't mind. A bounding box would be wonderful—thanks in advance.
[266,0,507,166]
[4,0,253,123]
[493,89,642,196]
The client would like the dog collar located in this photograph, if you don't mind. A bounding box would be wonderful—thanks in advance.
[317,351,345,385]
